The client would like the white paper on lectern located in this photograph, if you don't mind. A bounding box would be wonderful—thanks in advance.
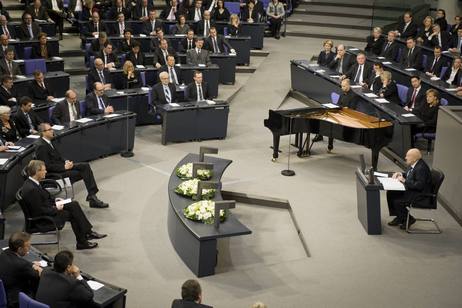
[374,172,389,178]
[322,103,338,108]
[375,98,389,103]
[378,177,405,191]
[0,159,8,165]
[169,103,180,107]
[364,93,378,98]
[75,118,93,123]
[87,280,105,291]
[401,113,415,117]
[26,135,40,139]
[103,114,120,118]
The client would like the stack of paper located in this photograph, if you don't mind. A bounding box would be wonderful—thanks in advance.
[350,85,362,88]
[430,76,440,81]
[374,172,388,178]
[375,98,389,103]
[136,65,145,69]
[205,100,216,105]
[378,177,405,191]
[0,159,8,165]
[75,118,93,123]
[52,125,65,130]
[103,114,120,118]
[141,87,150,91]
[87,280,105,291]
[364,93,378,98]
[404,68,417,71]
[323,103,338,108]
[26,135,40,139]
[401,113,415,117]
[169,103,180,107]
[382,61,392,65]
[315,69,325,73]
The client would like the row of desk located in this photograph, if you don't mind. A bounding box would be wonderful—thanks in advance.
[0,240,127,307]
[0,112,136,211]
[9,21,56,37]
[9,38,59,59]
[290,59,422,161]
[345,47,462,106]
[80,20,265,49]
[13,57,65,73]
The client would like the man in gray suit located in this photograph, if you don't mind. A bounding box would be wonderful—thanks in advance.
[186,38,212,66]
[0,48,21,77]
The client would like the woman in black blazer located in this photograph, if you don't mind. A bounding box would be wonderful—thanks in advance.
[442,57,462,86]
[241,0,259,22]
[212,0,230,21]
[417,16,434,46]
[33,32,56,59]
[377,71,400,104]
[0,105,18,142]
[365,27,385,56]
[228,14,241,36]
[121,60,141,89]
[413,89,440,134]
[317,39,335,66]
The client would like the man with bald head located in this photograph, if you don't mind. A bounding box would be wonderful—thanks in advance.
[0,15,16,39]
[152,71,177,106]
[85,82,113,115]
[87,57,112,90]
[387,148,432,229]
[51,89,81,125]
[328,44,353,74]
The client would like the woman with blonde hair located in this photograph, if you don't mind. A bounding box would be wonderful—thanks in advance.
[417,16,434,45]
[0,105,18,142]
[122,60,141,89]
[229,14,241,36]
[377,70,400,104]
[365,27,384,56]
[251,302,267,308]
[413,88,441,135]
[317,39,335,66]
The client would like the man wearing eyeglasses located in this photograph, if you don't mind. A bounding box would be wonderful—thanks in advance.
[85,82,114,115]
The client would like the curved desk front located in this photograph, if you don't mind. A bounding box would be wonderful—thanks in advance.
[167,153,251,277]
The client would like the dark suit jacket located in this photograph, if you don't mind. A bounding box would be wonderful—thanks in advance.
[111,21,128,37]
[160,6,180,20]
[429,32,451,50]
[442,67,462,85]
[405,86,425,109]
[29,80,52,104]
[17,22,41,40]
[413,102,439,132]
[36,269,93,308]
[368,74,382,93]
[133,4,153,20]
[449,35,462,53]
[143,19,163,35]
[397,20,418,39]
[379,41,399,61]
[33,43,58,59]
[345,63,373,85]
[228,24,241,36]
[26,5,50,20]
[152,82,177,105]
[378,81,400,104]
[204,35,233,53]
[44,0,64,12]
[338,90,357,109]
[87,68,113,87]
[401,159,433,207]
[126,51,146,66]
[327,54,353,74]
[119,38,134,53]
[0,119,17,142]
[241,8,259,21]
[159,65,182,84]
[153,47,176,66]
[108,6,131,20]
[196,20,215,36]
[180,38,196,52]
[34,137,66,173]
[365,36,385,56]
[0,249,40,307]
[425,56,447,76]
[0,85,17,107]
[186,82,210,101]
[85,91,109,115]
[83,21,106,37]
[51,100,81,125]
[0,58,21,77]
[98,51,120,68]
[187,7,204,21]
[171,299,213,308]
[400,46,422,69]
[0,24,17,39]
[317,51,336,66]
[13,108,42,138]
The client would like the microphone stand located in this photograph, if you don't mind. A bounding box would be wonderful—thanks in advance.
[281,116,295,176]
[120,80,134,157]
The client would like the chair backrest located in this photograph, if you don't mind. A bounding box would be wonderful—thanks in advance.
[89,56,95,68]
[118,53,126,66]
[440,97,448,106]
[79,100,87,117]
[421,54,428,68]
[223,27,228,36]
[23,47,33,60]
[395,47,403,62]
[19,292,50,308]
[168,24,176,34]
[330,92,340,105]
[439,66,448,79]
[261,0,271,9]
[0,279,7,308]
[224,2,241,15]
[48,106,56,122]
[24,59,47,76]
[429,168,445,208]
[396,83,409,105]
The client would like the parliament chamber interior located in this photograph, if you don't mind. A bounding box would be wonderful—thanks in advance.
[0,0,462,307]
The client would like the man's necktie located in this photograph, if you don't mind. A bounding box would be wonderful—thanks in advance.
[198,84,203,100]
[3,26,9,38]
[458,37,462,51]
[97,96,105,110]
[338,58,343,74]
[99,70,105,84]
[41,82,45,89]
[25,113,33,130]
[164,86,171,103]
[151,21,155,31]
[188,40,192,50]
[431,58,438,71]
[213,37,219,53]
[384,42,390,51]
[354,65,362,83]
[409,88,417,108]
[438,34,441,47]
[204,21,209,37]
[28,25,33,38]
[95,23,98,32]
[7,61,12,75]
[403,23,409,34]
[163,50,167,64]
[169,66,178,85]
[143,7,147,17]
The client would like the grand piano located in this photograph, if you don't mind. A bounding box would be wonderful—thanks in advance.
[264,106,394,169]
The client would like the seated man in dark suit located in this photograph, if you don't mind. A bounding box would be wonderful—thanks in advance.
[150,28,171,51]
[112,12,128,37]
[448,28,462,54]
[152,71,177,106]
[379,31,399,61]
[0,232,42,308]
[0,34,16,58]
[427,24,450,51]
[36,250,94,307]
[341,52,373,87]
[187,0,204,22]
[404,75,425,111]
[0,48,21,78]
[51,89,81,125]
[387,148,432,229]
[159,54,182,86]
[126,41,146,67]
[83,11,106,38]
[180,29,196,52]
[186,38,212,66]
[85,82,114,115]
[395,11,418,39]
[13,96,42,138]
[425,46,446,77]
[99,42,119,70]
[0,15,16,39]
[17,12,40,40]
[35,124,109,209]
[338,79,356,109]
[0,75,17,107]
[29,70,54,105]
[133,0,153,21]
[161,0,181,21]
[153,38,176,68]
[196,10,215,37]
[143,9,163,36]
[26,0,50,21]
[186,70,210,101]
[205,27,235,54]
[87,58,113,90]
[22,160,106,249]
[400,37,422,70]
[171,279,212,308]
[328,44,353,74]
[108,0,131,20]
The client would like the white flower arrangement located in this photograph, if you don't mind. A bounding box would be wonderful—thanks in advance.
[183,200,226,224]
[176,163,213,180]
[175,178,216,199]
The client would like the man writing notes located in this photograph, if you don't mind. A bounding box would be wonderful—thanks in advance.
[387,148,432,229]
[35,123,109,209]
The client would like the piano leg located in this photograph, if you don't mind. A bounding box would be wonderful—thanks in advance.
[327,137,334,152]
[271,133,281,161]
[371,148,379,170]
[296,133,303,157]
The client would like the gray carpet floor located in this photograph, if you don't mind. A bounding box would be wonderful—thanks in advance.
[4,36,462,308]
